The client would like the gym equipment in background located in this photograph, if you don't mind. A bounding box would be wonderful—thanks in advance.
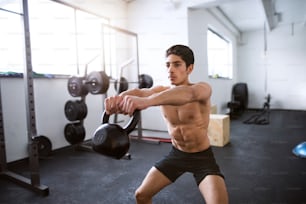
[85,71,154,95]
[138,74,154,88]
[227,83,248,119]
[64,100,88,122]
[85,71,110,95]
[64,123,86,145]
[64,99,87,145]
[243,94,271,125]
[67,76,89,97]
[0,1,49,196]
[113,74,154,93]
[292,141,306,158]
[114,76,129,93]
[33,135,52,158]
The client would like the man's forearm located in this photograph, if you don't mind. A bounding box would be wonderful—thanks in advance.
[119,88,143,97]
[147,86,197,107]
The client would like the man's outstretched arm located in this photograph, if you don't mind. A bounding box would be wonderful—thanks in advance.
[119,82,211,115]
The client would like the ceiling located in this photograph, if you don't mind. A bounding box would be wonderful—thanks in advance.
[191,0,306,32]
[2,0,306,33]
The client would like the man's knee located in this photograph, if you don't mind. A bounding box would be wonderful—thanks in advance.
[135,187,151,203]
[134,188,143,201]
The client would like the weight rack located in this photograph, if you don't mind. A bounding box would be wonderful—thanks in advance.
[0,0,49,196]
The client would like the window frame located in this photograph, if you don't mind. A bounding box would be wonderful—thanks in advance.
[207,27,233,80]
[0,0,139,79]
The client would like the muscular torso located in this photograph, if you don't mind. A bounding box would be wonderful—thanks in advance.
[161,100,211,153]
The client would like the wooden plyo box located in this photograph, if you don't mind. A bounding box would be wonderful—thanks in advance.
[210,104,217,114]
[208,114,230,147]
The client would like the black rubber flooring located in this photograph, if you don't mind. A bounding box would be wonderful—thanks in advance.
[0,110,306,204]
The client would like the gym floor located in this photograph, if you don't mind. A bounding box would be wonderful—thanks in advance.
[0,110,306,204]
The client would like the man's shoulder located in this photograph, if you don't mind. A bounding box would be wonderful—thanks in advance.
[192,82,211,89]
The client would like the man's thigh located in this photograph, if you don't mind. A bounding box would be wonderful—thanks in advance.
[137,167,172,197]
[198,175,229,204]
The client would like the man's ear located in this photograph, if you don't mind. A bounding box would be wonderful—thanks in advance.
[187,64,194,74]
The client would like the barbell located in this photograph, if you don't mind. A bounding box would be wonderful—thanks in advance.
[85,71,154,94]
[68,71,154,96]
[113,74,154,93]
[92,110,140,159]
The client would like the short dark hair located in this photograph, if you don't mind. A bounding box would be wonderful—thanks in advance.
[166,44,194,68]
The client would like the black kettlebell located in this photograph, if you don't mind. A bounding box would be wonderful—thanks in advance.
[92,110,140,159]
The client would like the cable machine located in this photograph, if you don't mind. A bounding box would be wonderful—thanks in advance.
[0,0,49,196]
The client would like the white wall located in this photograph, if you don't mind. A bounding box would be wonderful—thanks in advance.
[188,8,238,114]
[60,0,128,27]
[238,23,306,110]
[127,0,189,131]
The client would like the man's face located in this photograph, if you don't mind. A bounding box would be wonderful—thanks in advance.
[166,54,192,86]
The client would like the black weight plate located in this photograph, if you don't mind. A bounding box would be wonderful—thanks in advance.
[64,100,87,121]
[64,100,79,121]
[86,71,110,94]
[33,135,52,157]
[139,74,153,88]
[114,77,129,93]
[76,100,88,120]
[67,76,88,97]
[64,123,86,145]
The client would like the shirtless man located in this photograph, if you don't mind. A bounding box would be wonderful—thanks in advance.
[104,45,228,204]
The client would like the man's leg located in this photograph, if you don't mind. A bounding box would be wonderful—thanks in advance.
[135,167,172,204]
[198,175,229,204]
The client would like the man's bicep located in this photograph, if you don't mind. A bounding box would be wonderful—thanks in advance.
[193,83,211,102]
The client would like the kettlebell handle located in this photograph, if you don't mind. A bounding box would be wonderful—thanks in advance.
[101,110,140,134]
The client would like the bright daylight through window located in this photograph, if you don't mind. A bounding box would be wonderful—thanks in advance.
[0,0,108,76]
[207,28,233,79]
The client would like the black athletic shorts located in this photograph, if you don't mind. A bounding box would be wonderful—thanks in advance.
[154,146,224,186]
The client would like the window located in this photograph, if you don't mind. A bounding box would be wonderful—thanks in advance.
[29,0,109,76]
[0,0,138,78]
[207,28,233,79]
[29,1,77,75]
[102,26,138,80]
[0,1,24,73]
